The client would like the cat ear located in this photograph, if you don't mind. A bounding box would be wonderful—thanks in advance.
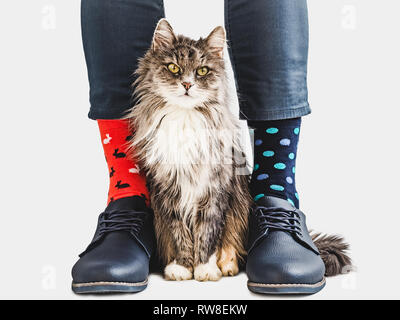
[152,19,176,51]
[206,26,226,58]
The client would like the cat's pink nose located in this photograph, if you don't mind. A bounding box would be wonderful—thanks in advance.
[182,82,193,91]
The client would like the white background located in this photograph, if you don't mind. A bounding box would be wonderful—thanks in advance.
[0,0,399,300]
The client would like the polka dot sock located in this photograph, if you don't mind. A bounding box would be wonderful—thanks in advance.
[97,119,149,205]
[250,118,301,208]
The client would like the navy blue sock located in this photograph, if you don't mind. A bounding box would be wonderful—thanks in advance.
[250,118,301,208]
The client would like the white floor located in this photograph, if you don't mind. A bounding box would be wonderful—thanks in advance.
[38,271,359,300]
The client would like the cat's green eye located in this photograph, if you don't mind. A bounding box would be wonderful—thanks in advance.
[168,63,180,74]
[197,66,209,76]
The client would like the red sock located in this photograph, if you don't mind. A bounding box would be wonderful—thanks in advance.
[97,119,149,205]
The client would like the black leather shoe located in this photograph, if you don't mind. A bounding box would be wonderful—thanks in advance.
[71,196,155,294]
[246,196,325,295]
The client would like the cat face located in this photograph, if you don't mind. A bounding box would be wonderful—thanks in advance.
[139,19,226,109]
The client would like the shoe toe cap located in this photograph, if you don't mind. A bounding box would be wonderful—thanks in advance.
[247,232,325,285]
[72,233,149,284]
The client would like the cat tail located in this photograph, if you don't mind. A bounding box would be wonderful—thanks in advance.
[311,232,353,277]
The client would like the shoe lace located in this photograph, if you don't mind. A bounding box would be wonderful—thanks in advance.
[98,209,146,237]
[255,206,302,236]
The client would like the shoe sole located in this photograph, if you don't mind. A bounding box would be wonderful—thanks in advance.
[247,277,326,295]
[71,279,148,294]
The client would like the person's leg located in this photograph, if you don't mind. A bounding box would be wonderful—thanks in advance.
[225,0,310,205]
[83,0,165,120]
[72,0,164,294]
[225,0,325,295]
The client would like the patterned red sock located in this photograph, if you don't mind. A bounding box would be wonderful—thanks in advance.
[97,119,149,205]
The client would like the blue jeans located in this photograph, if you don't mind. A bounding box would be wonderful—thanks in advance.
[82,0,311,121]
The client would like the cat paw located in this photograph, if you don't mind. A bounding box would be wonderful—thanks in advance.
[219,260,239,277]
[194,254,222,282]
[164,261,193,281]
[218,246,239,277]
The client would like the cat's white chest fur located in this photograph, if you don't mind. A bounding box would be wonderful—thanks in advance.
[154,107,209,165]
[146,106,217,217]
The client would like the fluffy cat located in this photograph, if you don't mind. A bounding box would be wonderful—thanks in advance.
[127,19,251,281]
